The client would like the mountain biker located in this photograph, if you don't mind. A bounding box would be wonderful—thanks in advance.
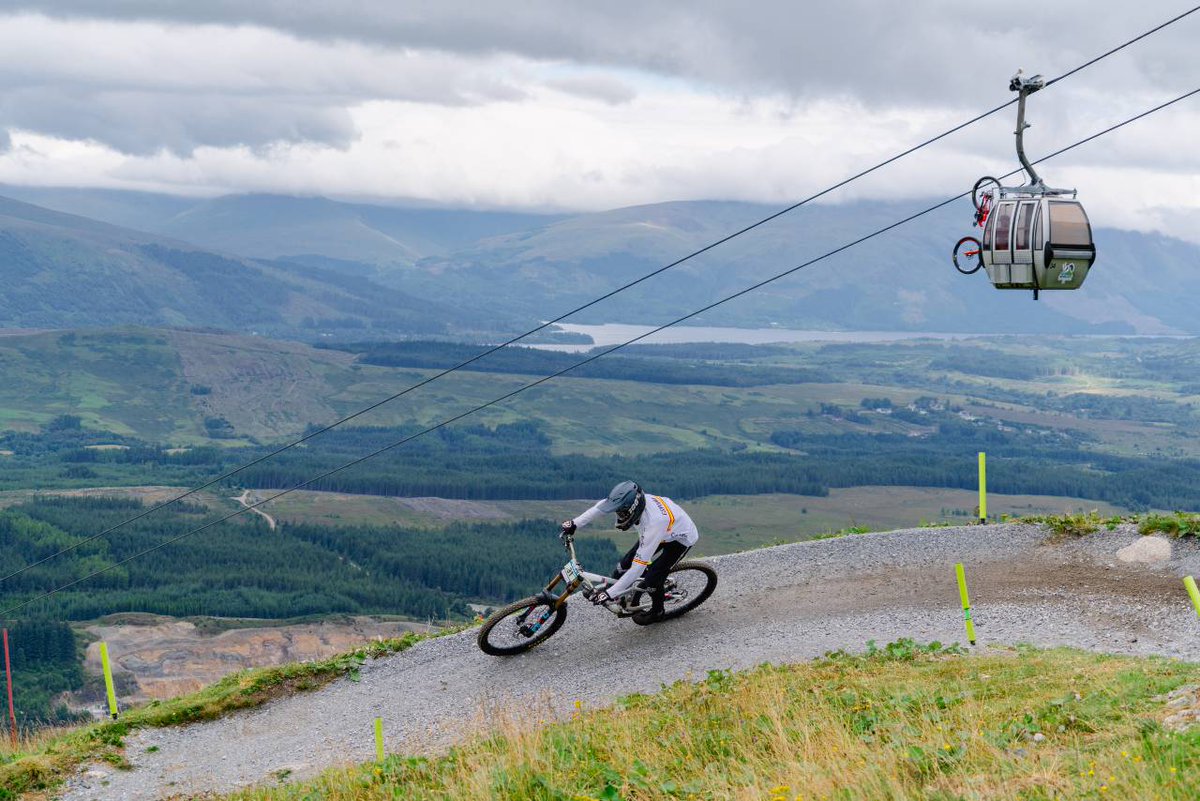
[560,480,699,622]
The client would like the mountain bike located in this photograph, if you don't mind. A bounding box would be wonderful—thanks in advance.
[972,175,1000,227]
[477,528,718,656]
[952,175,1000,275]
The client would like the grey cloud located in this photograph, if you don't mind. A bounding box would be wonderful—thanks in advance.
[0,128,10,153]
[546,75,636,105]
[0,88,357,155]
[0,1,1192,175]
[4,1,1195,103]
[0,13,533,154]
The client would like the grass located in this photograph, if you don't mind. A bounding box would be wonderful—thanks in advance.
[1140,512,1200,538]
[0,631,449,799]
[1020,511,1200,541]
[222,641,1200,801]
[1020,512,1109,540]
[809,525,874,541]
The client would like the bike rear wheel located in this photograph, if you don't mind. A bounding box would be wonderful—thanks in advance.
[631,561,718,625]
[477,596,568,656]
[953,236,984,275]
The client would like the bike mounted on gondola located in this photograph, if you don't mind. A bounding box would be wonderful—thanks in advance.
[953,71,1096,299]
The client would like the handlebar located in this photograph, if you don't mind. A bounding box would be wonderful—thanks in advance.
[557,530,604,594]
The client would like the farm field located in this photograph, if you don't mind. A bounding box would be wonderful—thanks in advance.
[1,328,1198,460]
[257,486,1133,555]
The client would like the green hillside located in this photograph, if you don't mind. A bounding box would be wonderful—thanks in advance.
[0,196,467,338]
[154,194,564,265]
[0,328,358,442]
[0,187,564,266]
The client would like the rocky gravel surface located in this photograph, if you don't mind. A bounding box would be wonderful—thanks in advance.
[57,523,1200,800]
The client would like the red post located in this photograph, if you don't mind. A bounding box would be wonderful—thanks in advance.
[3,629,16,749]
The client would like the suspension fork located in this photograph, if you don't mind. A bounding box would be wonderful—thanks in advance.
[520,572,575,622]
[518,576,576,636]
[519,533,596,631]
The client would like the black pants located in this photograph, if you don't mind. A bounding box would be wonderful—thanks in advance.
[616,540,690,603]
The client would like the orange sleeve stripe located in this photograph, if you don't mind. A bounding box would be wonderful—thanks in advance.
[654,496,675,530]
[632,558,651,566]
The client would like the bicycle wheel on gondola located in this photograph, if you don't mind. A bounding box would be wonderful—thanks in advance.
[953,236,983,275]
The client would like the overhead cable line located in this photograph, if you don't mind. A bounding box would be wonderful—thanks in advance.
[4,84,1196,621]
[1043,3,1200,89]
[2,5,1195,587]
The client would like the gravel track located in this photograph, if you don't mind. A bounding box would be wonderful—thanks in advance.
[58,523,1200,800]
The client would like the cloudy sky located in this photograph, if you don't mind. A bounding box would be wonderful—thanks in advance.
[0,1,1196,236]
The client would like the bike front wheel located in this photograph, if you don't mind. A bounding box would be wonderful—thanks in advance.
[631,561,718,626]
[972,176,1000,211]
[477,596,568,656]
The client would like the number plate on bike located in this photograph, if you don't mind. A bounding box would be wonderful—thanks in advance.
[560,559,582,584]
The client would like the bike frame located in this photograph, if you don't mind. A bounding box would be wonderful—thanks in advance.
[975,192,993,228]
[530,532,653,618]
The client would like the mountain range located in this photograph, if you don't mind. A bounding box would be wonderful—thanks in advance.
[1,184,1197,338]
[0,194,472,337]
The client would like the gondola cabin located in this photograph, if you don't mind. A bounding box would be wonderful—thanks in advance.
[981,195,1095,291]
[950,70,1098,299]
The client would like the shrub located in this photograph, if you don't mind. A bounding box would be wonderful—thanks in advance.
[1139,512,1200,538]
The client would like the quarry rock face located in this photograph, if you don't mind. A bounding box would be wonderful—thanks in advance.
[1115,536,1172,564]
[78,617,433,705]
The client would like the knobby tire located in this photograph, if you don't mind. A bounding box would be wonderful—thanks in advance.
[953,236,984,275]
[972,176,1001,211]
[477,596,568,656]
[631,561,718,626]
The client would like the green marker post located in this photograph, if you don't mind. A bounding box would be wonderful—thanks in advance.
[99,642,118,719]
[978,452,987,524]
[374,717,384,762]
[956,563,977,645]
[1185,576,1200,618]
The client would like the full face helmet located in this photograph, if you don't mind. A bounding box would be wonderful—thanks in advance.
[598,480,646,531]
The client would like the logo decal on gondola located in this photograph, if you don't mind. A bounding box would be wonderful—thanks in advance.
[1058,263,1076,283]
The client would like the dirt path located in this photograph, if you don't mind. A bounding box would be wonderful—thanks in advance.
[57,523,1200,800]
[234,490,277,531]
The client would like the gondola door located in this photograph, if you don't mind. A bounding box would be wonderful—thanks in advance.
[984,200,1030,289]
[1011,200,1037,283]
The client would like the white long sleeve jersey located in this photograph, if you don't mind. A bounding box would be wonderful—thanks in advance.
[572,493,699,598]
